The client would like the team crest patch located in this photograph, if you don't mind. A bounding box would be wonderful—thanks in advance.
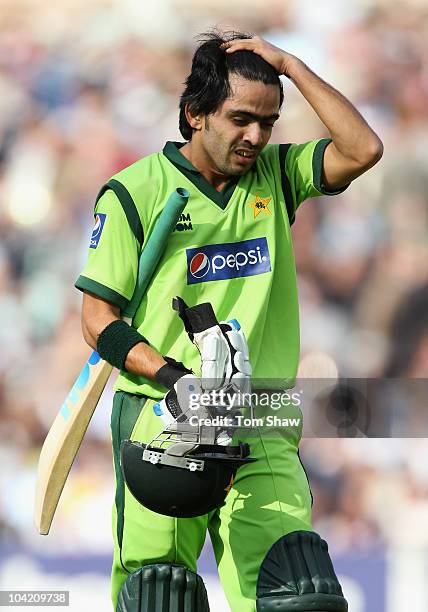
[249,193,272,219]
[90,213,106,249]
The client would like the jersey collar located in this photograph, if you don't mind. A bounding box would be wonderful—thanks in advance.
[162,141,240,210]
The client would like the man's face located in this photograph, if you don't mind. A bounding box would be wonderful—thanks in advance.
[197,73,281,178]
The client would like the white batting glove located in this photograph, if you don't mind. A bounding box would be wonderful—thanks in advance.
[193,318,252,393]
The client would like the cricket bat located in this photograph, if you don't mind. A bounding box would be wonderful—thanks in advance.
[34,187,189,535]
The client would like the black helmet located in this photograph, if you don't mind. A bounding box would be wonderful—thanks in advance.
[120,440,255,518]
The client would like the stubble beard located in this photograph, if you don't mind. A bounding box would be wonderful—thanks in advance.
[204,121,255,178]
[212,143,254,178]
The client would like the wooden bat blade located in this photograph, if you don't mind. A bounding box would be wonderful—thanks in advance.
[34,352,113,535]
[34,187,190,535]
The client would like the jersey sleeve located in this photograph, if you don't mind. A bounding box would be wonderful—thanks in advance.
[75,189,140,311]
[279,138,349,222]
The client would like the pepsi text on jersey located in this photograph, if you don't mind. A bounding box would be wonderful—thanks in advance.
[186,237,271,284]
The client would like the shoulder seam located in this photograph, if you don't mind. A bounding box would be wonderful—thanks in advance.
[95,179,144,247]
[278,144,295,226]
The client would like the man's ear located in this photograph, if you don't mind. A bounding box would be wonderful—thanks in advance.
[185,104,203,132]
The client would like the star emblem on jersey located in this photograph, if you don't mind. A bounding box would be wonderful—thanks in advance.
[249,194,272,219]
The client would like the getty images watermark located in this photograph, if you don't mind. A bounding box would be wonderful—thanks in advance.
[177,378,428,438]
[187,387,303,429]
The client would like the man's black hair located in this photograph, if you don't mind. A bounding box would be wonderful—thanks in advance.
[179,30,284,141]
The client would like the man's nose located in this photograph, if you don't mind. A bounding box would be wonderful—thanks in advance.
[243,123,263,147]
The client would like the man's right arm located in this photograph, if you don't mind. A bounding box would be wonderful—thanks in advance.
[81,291,166,380]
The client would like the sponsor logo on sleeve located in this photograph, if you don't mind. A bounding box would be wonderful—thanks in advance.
[90,213,107,249]
[186,237,271,285]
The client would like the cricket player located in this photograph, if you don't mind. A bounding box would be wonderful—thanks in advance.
[76,31,383,611]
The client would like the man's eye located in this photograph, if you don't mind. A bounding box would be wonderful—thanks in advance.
[233,117,247,125]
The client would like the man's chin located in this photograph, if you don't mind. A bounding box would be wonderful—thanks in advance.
[228,158,256,175]
[230,166,250,176]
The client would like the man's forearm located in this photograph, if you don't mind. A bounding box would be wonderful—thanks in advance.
[82,293,166,380]
[286,59,383,164]
[84,318,166,380]
[124,342,166,380]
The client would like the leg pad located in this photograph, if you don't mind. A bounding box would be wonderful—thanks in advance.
[116,563,210,612]
[256,531,348,612]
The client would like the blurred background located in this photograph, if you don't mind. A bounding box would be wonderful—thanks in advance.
[1,0,428,610]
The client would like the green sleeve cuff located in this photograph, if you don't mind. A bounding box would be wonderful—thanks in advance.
[313,138,350,195]
[75,275,130,311]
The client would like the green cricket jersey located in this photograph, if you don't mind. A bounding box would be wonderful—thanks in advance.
[76,139,346,398]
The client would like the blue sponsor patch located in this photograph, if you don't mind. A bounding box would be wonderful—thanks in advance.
[90,213,107,249]
[187,237,271,284]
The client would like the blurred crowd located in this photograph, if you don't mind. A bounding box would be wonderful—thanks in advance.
[0,0,428,558]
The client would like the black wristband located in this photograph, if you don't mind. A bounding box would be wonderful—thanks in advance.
[155,356,192,389]
[96,320,148,371]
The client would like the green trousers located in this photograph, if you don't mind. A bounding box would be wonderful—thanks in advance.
[110,392,313,612]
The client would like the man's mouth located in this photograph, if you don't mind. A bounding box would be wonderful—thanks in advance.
[234,149,257,161]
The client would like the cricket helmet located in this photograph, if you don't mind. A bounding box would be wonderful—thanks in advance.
[120,440,254,518]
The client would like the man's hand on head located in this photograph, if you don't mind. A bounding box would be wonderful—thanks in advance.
[222,34,383,185]
[221,36,301,78]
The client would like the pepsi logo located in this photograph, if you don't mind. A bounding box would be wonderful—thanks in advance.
[190,252,210,278]
[89,212,106,249]
[186,238,271,285]
[92,215,102,238]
